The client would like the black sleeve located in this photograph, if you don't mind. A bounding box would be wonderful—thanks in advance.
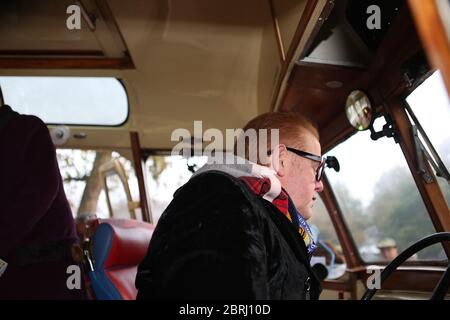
[136,190,269,300]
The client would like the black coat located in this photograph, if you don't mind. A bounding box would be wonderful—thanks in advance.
[136,171,322,300]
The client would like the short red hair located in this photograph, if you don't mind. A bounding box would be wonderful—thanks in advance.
[236,112,319,164]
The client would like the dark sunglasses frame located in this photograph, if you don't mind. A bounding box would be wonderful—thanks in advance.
[268,146,339,181]
[285,147,325,182]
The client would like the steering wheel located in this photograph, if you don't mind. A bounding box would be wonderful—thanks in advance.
[362,232,450,300]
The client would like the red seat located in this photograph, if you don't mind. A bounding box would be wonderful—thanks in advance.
[88,219,154,300]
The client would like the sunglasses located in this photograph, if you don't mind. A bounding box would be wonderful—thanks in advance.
[268,146,340,181]
[286,147,325,182]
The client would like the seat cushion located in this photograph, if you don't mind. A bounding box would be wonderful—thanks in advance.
[106,266,140,300]
[91,219,154,300]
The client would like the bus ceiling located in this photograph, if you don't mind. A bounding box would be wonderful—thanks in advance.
[0,0,329,151]
[0,0,447,154]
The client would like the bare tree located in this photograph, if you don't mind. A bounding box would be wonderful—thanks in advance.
[147,156,168,183]
[77,151,112,216]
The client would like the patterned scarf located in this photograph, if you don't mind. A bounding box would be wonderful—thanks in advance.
[240,176,317,256]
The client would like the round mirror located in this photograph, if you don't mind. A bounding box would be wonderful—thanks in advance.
[345,90,373,131]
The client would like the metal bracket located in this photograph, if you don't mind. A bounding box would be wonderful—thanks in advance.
[369,114,399,143]
[76,1,97,31]
[412,125,450,185]
[412,126,434,183]
[405,101,450,185]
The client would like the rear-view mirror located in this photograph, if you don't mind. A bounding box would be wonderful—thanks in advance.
[345,90,373,131]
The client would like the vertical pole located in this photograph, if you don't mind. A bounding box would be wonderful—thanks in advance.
[130,131,153,224]
[408,0,450,94]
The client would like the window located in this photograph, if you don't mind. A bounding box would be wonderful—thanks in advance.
[309,197,340,248]
[325,127,446,262]
[145,156,208,223]
[57,149,141,220]
[0,77,128,126]
[59,150,208,223]
[406,70,450,205]
[309,196,346,279]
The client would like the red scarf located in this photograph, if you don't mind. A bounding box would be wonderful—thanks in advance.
[240,176,317,255]
[240,176,290,220]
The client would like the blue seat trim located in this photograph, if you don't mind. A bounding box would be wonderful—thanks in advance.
[90,223,123,300]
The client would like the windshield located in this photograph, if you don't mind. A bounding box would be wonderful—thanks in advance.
[309,196,346,279]
[406,70,450,205]
[325,127,446,262]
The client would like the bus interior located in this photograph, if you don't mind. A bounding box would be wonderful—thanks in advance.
[0,0,449,300]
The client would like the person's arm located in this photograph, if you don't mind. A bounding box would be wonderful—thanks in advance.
[0,118,61,257]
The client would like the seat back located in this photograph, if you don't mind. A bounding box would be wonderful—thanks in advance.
[89,219,154,300]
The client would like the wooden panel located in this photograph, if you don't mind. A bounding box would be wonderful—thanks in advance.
[0,56,134,69]
[280,62,368,130]
[318,8,422,151]
[298,0,335,60]
[365,7,422,99]
[408,0,450,96]
[289,62,364,89]
[281,6,422,150]
[357,267,448,293]
[271,0,309,55]
[322,272,357,293]
[271,0,320,109]
[322,280,352,292]
[0,50,103,56]
[130,132,152,224]
[268,0,286,63]
[0,0,132,64]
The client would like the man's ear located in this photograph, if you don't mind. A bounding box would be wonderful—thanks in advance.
[271,144,288,177]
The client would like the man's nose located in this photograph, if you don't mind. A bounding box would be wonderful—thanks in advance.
[315,180,324,192]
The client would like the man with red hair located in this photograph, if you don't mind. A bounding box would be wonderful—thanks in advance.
[137,112,331,300]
